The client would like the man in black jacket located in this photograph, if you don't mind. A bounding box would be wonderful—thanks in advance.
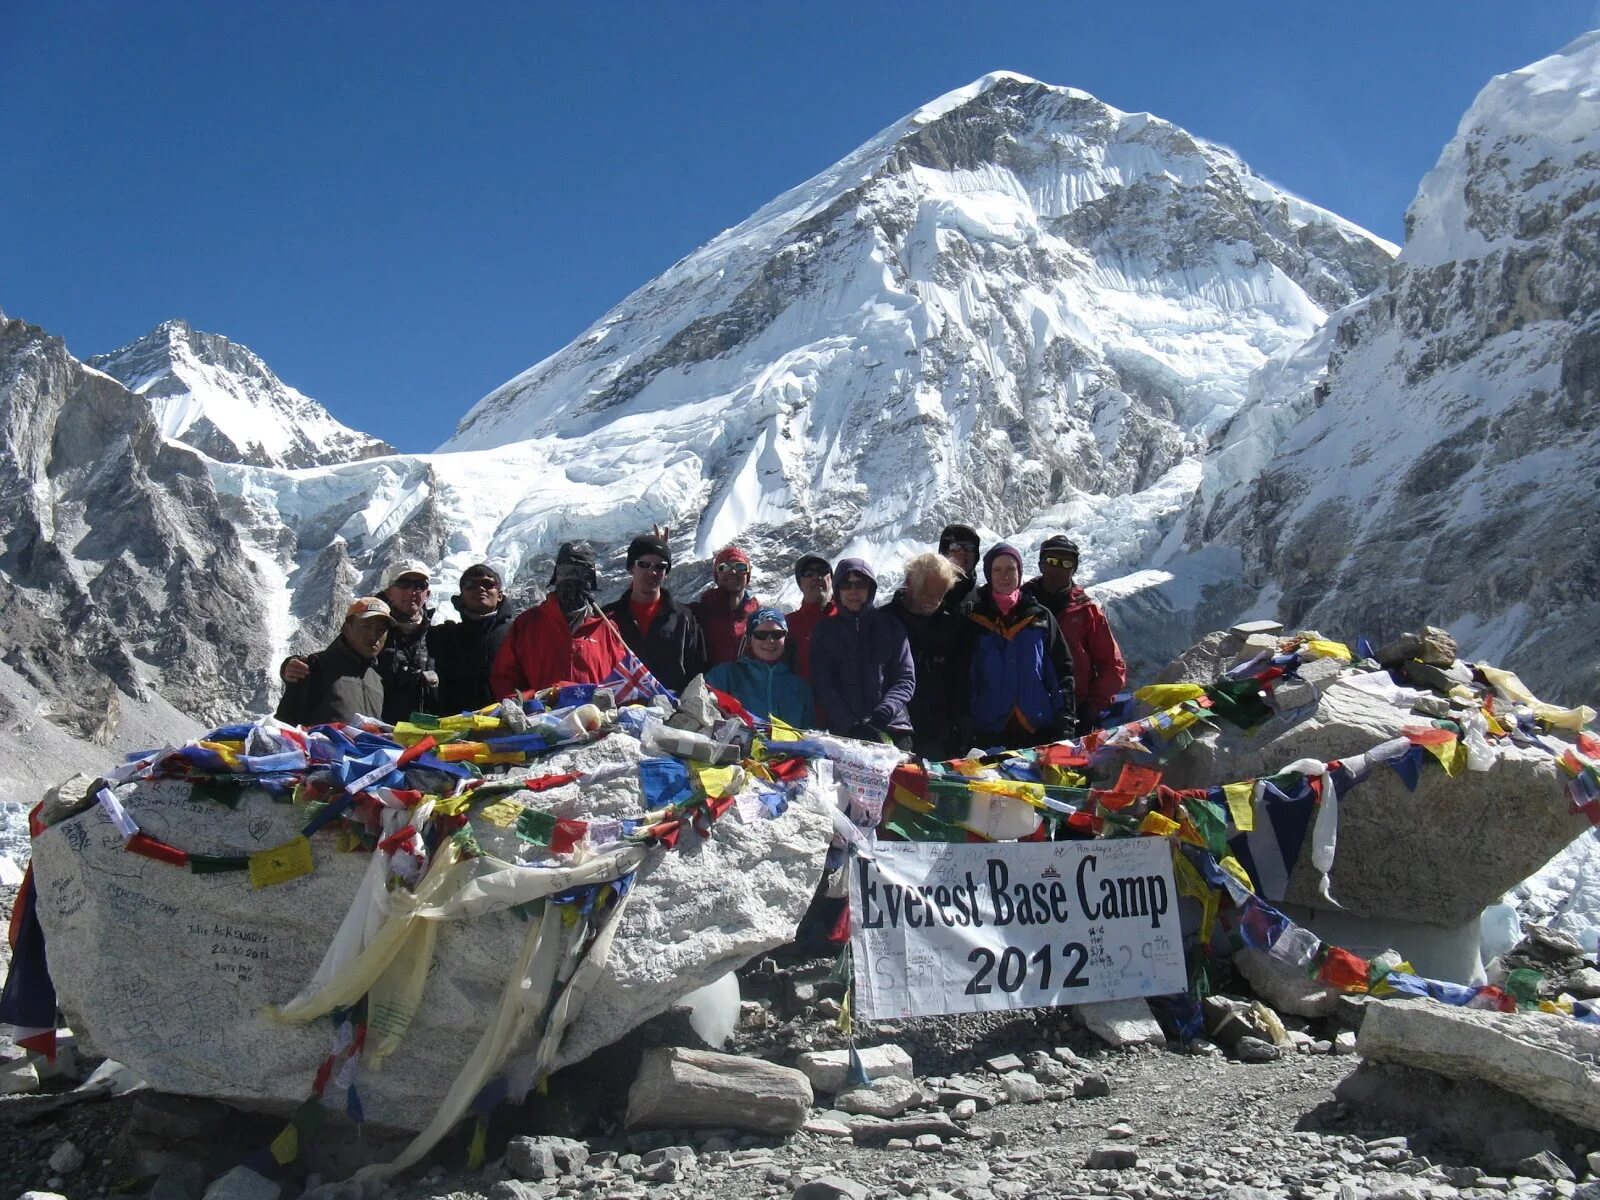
[275,597,393,727]
[600,534,707,693]
[282,557,438,724]
[428,563,518,713]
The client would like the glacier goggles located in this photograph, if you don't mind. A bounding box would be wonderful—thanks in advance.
[1041,555,1079,570]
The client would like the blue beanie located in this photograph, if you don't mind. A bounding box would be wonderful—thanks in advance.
[750,606,788,631]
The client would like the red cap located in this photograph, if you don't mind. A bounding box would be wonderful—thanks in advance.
[713,545,751,569]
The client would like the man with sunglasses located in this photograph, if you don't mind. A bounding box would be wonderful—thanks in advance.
[784,554,836,683]
[491,541,629,697]
[692,545,762,668]
[1022,535,1127,734]
[278,557,438,723]
[937,523,982,612]
[427,563,519,714]
[601,534,707,693]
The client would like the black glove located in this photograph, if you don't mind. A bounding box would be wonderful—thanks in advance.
[846,720,893,744]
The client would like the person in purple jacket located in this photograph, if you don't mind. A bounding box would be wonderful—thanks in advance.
[809,557,916,748]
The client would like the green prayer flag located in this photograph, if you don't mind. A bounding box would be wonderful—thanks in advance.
[189,853,250,874]
[881,807,965,843]
[409,713,441,728]
[1183,798,1230,856]
[516,808,557,846]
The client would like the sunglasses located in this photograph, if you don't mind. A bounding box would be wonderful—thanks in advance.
[716,562,750,575]
[392,578,430,591]
[633,559,670,573]
[799,569,830,580]
[461,576,500,589]
[750,630,786,642]
[946,542,978,555]
[839,578,871,591]
[1041,556,1079,570]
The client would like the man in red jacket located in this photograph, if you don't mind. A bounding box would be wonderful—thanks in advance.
[491,541,628,697]
[1021,535,1127,733]
[692,545,761,668]
[784,553,836,682]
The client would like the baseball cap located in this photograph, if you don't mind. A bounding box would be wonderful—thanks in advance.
[381,559,432,589]
[345,596,398,624]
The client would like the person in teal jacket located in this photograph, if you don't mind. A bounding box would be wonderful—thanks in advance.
[706,607,816,728]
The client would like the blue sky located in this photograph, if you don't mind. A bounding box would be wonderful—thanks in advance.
[4,2,1594,453]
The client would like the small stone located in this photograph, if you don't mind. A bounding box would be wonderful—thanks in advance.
[915,1134,943,1151]
[1234,1037,1281,1063]
[816,998,842,1019]
[886,1138,912,1150]
[1086,1146,1139,1170]
[1333,1031,1357,1055]
[951,1099,977,1121]
[792,1178,870,1200]
[0,1058,40,1094]
[795,1045,914,1093]
[1587,1150,1600,1176]
[1074,1073,1112,1099]
[1000,1073,1045,1104]
[1513,1151,1575,1183]
[1052,1046,1082,1066]
[835,1075,920,1118]
[984,1053,1025,1074]
[17,1194,69,1200]
[802,1118,853,1138]
[988,1129,1009,1148]
[48,1140,84,1175]
[1107,1122,1135,1140]
[1311,1040,1334,1054]
[201,1167,280,1200]
[507,1139,559,1181]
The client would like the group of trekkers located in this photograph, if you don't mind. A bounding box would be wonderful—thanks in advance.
[274,524,1127,757]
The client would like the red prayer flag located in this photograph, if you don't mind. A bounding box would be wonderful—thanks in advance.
[1316,946,1370,988]
[549,818,587,856]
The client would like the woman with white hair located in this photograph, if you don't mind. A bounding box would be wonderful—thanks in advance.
[885,553,972,759]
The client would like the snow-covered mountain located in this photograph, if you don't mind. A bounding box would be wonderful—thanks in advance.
[1131,31,1600,705]
[443,72,1391,587]
[90,319,393,469]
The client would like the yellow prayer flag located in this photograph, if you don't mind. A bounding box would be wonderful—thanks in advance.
[768,716,802,743]
[690,763,737,799]
[1218,854,1256,894]
[1533,701,1599,731]
[478,799,523,827]
[1424,738,1467,777]
[1166,708,1201,734]
[1302,639,1352,661]
[1135,683,1207,708]
[269,1123,299,1165]
[1139,812,1180,837]
[432,793,472,816]
[1222,781,1256,832]
[249,836,314,890]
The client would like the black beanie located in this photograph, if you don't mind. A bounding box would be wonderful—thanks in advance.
[1039,534,1080,560]
[793,554,831,583]
[938,523,980,553]
[626,534,672,568]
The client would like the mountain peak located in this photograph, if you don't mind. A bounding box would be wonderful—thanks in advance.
[90,321,393,469]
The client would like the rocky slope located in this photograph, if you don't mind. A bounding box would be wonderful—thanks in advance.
[0,316,269,796]
[1140,32,1600,704]
[90,319,394,469]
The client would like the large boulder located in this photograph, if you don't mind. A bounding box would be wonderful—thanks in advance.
[27,732,834,1131]
[1357,998,1600,1132]
[1159,660,1586,928]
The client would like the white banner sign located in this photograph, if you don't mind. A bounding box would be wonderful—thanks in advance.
[851,838,1186,1019]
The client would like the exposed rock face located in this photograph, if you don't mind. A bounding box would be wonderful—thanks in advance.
[1166,32,1600,705]
[1357,998,1600,1132]
[625,1046,814,1134]
[1161,672,1586,927]
[28,735,834,1130]
[90,320,393,469]
[0,317,276,734]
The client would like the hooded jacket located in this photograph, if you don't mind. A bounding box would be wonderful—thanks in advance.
[1022,577,1128,717]
[885,589,971,757]
[705,656,815,728]
[809,558,916,735]
[275,634,386,728]
[428,596,519,715]
[965,583,1076,744]
[376,613,436,724]
[601,586,707,693]
[692,586,761,668]
[490,595,629,697]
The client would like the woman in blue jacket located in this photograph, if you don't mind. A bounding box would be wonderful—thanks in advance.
[965,543,1076,749]
[706,608,816,728]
